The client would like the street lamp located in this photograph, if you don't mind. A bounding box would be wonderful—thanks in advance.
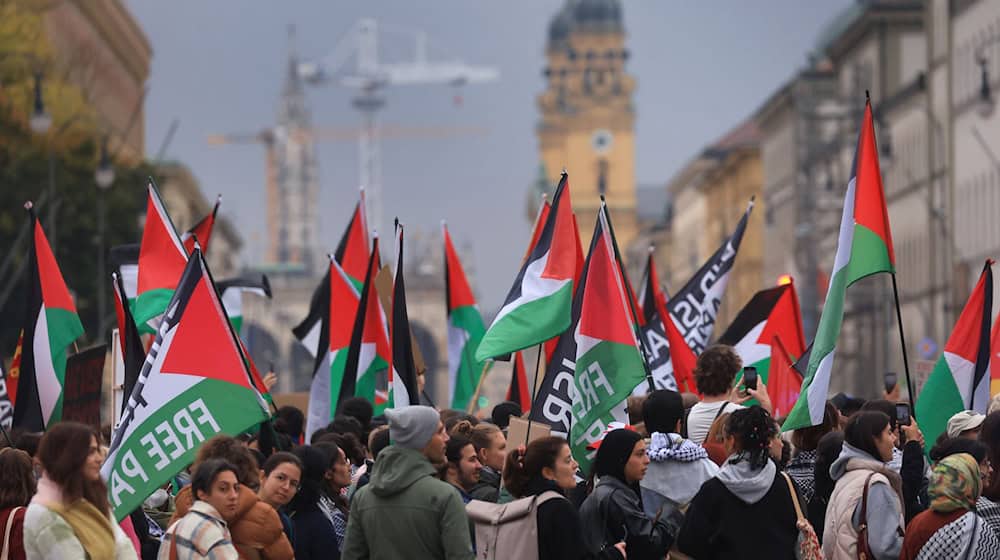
[977,56,995,119]
[29,71,51,134]
[95,137,115,337]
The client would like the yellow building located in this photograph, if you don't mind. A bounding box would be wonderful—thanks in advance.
[537,0,637,251]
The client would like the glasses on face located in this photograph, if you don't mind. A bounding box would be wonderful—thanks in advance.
[272,472,301,491]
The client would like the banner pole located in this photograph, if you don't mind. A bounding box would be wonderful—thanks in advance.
[465,361,492,414]
[524,344,544,442]
[890,273,917,416]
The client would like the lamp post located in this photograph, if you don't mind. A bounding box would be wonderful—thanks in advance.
[95,137,115,337]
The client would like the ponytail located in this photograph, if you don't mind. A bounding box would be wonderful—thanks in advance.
[502,436,567,498]
[725,407,777,470]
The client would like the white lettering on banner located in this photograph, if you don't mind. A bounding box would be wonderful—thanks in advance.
[573,418,606,458]
[575,361,614,415]
[542,365,576,433]
[645,329,668,362]
[110,398,222,507]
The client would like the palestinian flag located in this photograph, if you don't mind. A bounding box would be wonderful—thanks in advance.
[667,198,753,355]
[506,351,530,414]
[718,281,806,387]
[11,206,84,431]
[342,236,391,410]
[305,257,360,441]
[334,195,371,289]
[768,335,802,418]
[444,223,488,410]
[637,250,698,393]
[134,180,189,328]
[217,275,272,334]
[293,267,331,359]
[783,98,895,431]
[181,195,220,255]
[476,172,577,361]
[570,205,646,468]
[524,195,550,262]
[389,223,421,408]
[109,244,140,300]
[103,247,269,521]
[917,260,993,444]
[112,272,145,417]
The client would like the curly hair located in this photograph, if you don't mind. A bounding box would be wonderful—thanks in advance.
[725,407,777,469]
[193,434,260,490]
[694,344,742,396]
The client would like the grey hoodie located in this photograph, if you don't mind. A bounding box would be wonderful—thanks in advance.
[828,443,903,560]
[715,454,777,504]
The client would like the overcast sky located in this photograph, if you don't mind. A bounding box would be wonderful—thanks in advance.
[127,0,851,310]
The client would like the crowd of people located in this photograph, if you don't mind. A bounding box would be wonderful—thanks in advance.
[4,344,1000,559]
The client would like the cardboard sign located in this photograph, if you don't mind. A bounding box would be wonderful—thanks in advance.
[63,345,107,428]
[506,415,552,449]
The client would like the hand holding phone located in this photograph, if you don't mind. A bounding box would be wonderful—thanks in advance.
[743,367,758,392]
[894,402,912,427]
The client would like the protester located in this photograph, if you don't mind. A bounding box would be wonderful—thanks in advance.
[808,430,844,543]
[677,406,800,559]
[786,401,839,504]
[274,406,305,446]
[502,436,625,559]
[352,425,390,496]
[339,397,375,436]
[170,435,292,559]
[159,459,241,560]
[948,410,987,439]
[0,447,35,560]
[312,440,352,550]
[685,344,772,445]
[639,389,719,508]
[860,399,927,521]
[22,422,136,559]
[830,393,866,428]
[258,452,303,546]
[900,453,1000,559]
[440,429,483,503]
[454,421,505,503]
[823,410,905,560]
[342,405,474,559]
[580,428,679,559]
[980,410,1000,535]
[287,446,340,560]
[490,401,523,433]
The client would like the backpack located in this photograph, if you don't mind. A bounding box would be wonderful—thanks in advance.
[466,491,563,560]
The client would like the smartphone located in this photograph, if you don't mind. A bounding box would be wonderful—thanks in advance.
[884,371,898,395]
[743,366,758,392]
[895,402,912,427]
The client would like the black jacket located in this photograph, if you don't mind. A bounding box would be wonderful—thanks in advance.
[579,476,679,560]
[677,474,798,560]
[468,466,501,503]
[900,440,928,523]
[523,478,623,560]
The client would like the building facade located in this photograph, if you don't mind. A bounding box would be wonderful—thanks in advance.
[537,0,638,251]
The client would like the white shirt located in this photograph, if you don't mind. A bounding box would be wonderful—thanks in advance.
[685,401,745,445]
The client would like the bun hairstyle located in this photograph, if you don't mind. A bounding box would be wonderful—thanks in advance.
[450,420,475,439]
[725,407,778,469]
[502,436,568,498]
[468,423,502,453]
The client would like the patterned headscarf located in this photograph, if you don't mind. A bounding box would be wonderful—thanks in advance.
[928,453,982,513]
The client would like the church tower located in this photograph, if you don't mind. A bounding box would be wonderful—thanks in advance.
[537,0,637,250]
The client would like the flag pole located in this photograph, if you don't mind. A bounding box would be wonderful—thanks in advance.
[524,343,544,442]
[465,361,493,414]
[890,273,916,416]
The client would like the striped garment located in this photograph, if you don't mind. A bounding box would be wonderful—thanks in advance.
[158,501,238,560]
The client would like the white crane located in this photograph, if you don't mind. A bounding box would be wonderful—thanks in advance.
[298,18,499,233]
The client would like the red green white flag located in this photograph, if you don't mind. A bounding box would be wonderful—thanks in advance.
[135,180,189,328]
[444,223,488,410]
[180,195,220,255]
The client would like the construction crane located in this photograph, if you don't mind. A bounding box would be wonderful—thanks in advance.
[298,18,499,233]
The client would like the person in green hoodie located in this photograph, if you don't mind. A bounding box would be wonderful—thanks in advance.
[342,405,474,560]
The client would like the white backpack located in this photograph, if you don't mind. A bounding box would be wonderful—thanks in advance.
[466,491,563,560]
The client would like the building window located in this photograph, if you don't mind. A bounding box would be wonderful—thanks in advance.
[597,159,608,195]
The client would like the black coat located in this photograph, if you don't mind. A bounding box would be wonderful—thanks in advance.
[677,474,798,560]
[578,476,678,560]
[523,478,623,560]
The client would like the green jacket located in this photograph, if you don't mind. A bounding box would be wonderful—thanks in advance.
[342,446,475,560]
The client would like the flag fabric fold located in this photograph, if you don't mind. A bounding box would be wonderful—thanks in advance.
[476,173,577,361]
[444,223,488,410]
[102,247,269,521]
[768,335,802,418]
[917,260,994,445]
[135,180,189,328]
[12,207,84,431]
[390,224,421,408]
[783,99,896,431]
[506,351,530,415]
[341,237,391,410]
[181,195,220,255]
[637,250,698,393]
[112,272,145,418]
[335,197,371,289]
[217,275,272,334]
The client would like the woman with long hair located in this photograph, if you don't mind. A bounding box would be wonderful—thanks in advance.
[807,431,845,543]
[677,406,800,559]
[823,411,905,560]
[900,452,1000,559]
[460,421,507,503]
[22,422,137,558]
[312,440,352,552]
[287,446,340,560]
[0,447,36,560]
[580,428,678,559]
[502,436,624,560]
[258,452,304,545]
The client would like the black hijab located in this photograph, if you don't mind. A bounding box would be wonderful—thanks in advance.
[591,429,643,492]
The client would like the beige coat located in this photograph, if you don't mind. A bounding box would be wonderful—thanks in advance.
[822,456,904,559]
